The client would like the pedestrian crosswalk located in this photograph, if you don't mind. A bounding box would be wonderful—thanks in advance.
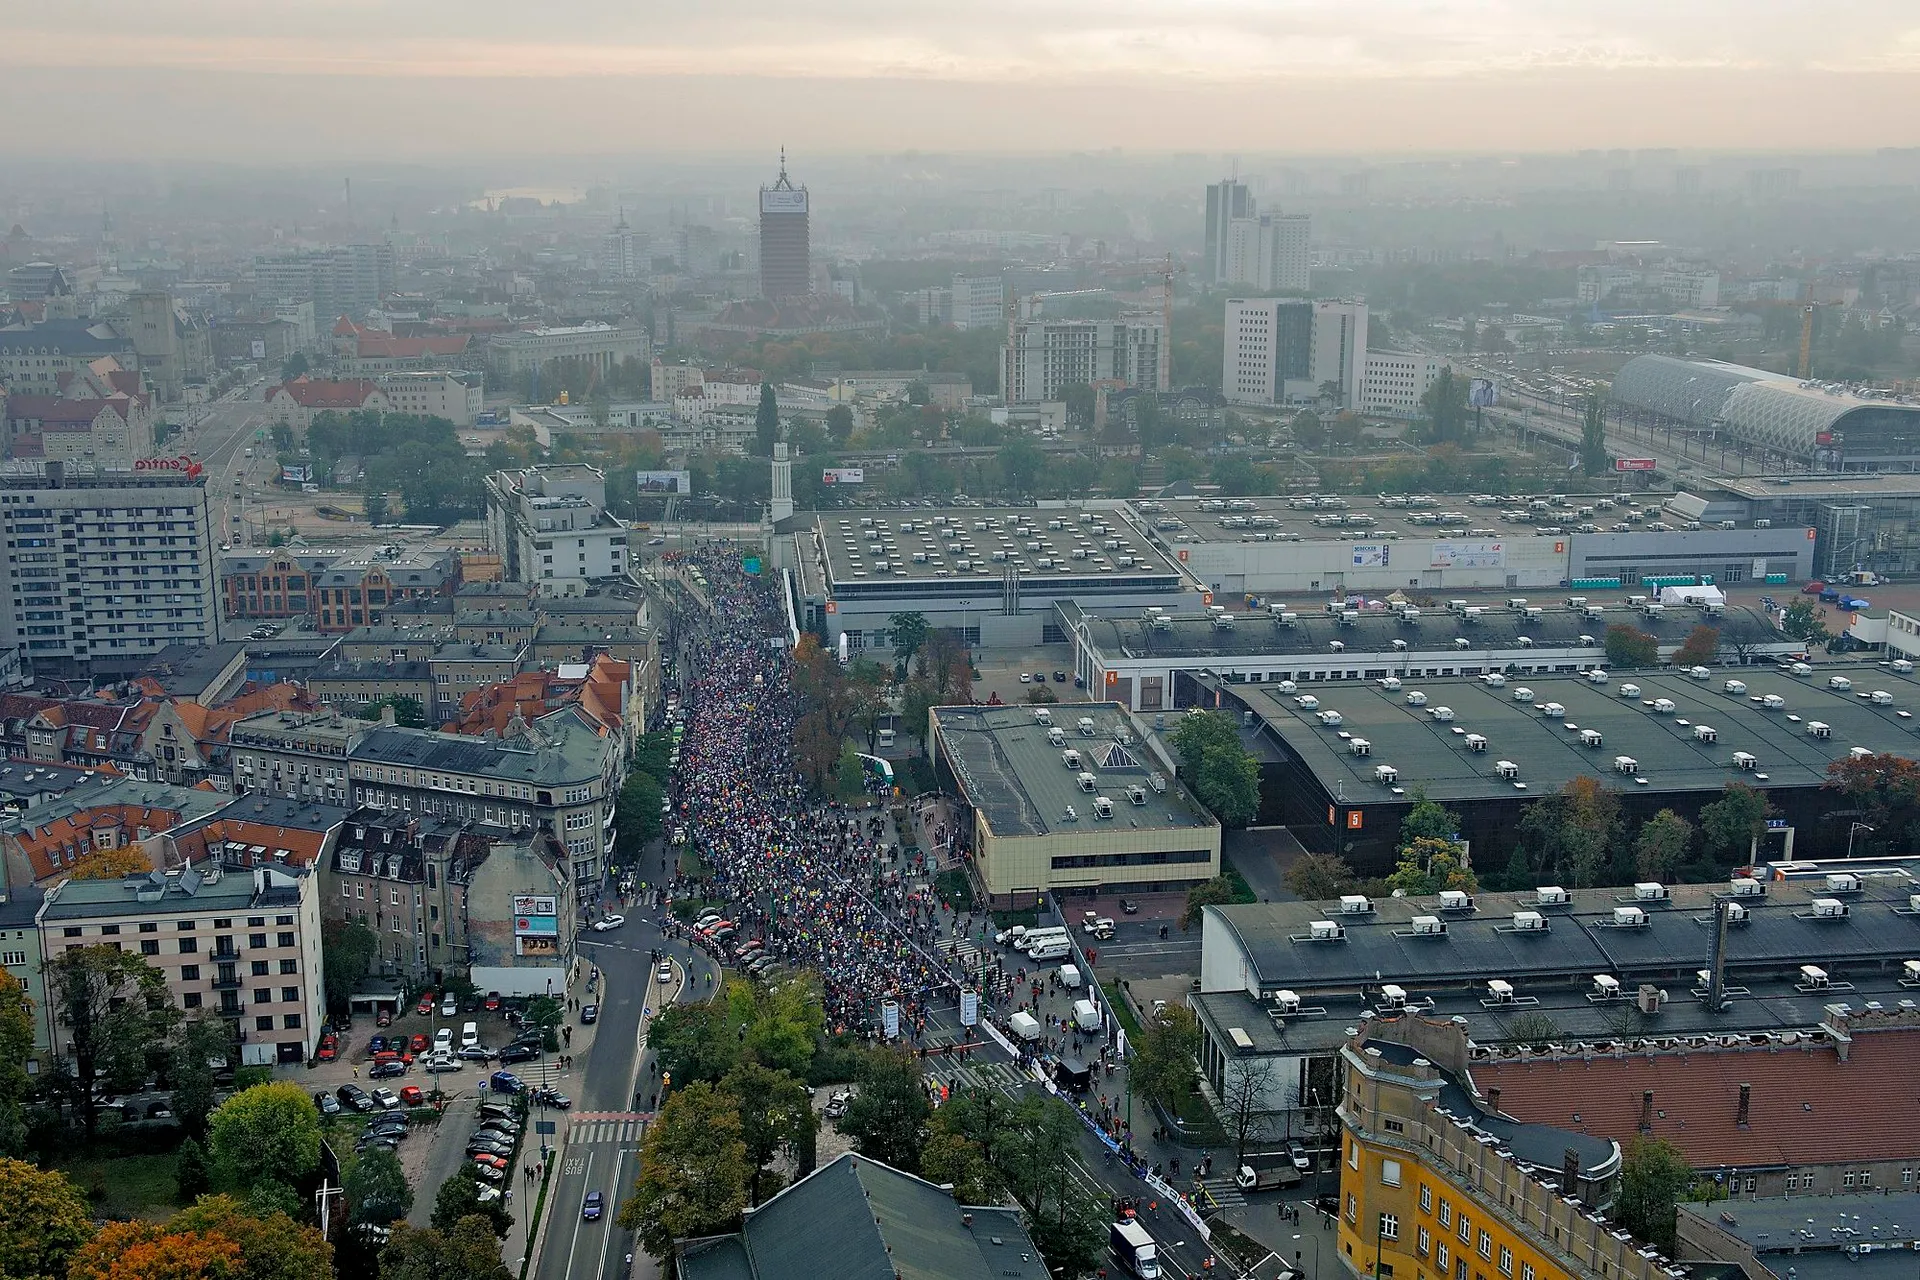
[1196,1177,1246,1211]
[939,937,983,971]
[566,1111,651,1145]
[931,1058,1030,1099]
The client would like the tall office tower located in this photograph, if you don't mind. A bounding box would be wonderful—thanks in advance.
[758,152,811,300]
[603,206,640,279]
[1268,214,1312,292]
[1221,213,1312,292]
[1203,179,1255,284]
[950,274,1007,330]
[1222,297,1366,408]
[0,459,218,679]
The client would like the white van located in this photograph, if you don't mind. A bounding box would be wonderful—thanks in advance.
[1027,937,1071,962]
[461,1021,480,1050]
[1072,999,1102,1033]
[1058,963,1083,990]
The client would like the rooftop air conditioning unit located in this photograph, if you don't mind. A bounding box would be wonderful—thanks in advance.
[1614,755,1640,774]
[1432,706,1455,721]
[1613,906,1648,928]
[1350,738,1372,756]
[1465,734,1488,751]
[1487,979,1515,1002]
[1340,894,1375,914]
[1406,691,1428,706]
[1308,920,1344,941]
[1093,796,1114,819]
[1410,915,1447,935]
[1439,889,1474,911]
[1620,683,1642,699]
[1593,974,1621,999]
[1513,686,1534,701]
[1379,984,1408,1008]
[1635,882,1670,901]
[1543,702,1566,718]
[1826,872,1862,894]
[1762,694,1787,710]
[1871,690,1895,705]
[1375,765,1398,785]
[1273,989,1302,1013]
[1329,640,1345,652]
[1062,749,1082,769]
[1694,725,1718,742]
[1829,676,1853,692]
[1579,729,1604,747]
[1278,680,1298,693]
[1733,751,1758,770]
[1725,680,1748,695]
[1034,708,1054,725]
[1483,673,1506,686]
[1729,877,1763,897]
[1495,760,1519,779]
[1296,695,1319,710]
[1801,964,1830,987]
[1588,669,1611,684]
[1725,901,1750,924]
[1536,886,1569,906]
[1077,771,1098,792]
[1850,745,1873,758]
[1512,911,1547,932]
[1381,677,1402,691]
[1454,637,1471,650]
[1652,699,1677,714]
[1896,659,1915,674]
[1517,636,1534,648]
[1078,717,1097,736]
[1392,639,1409,651]
[1318,710,1343,727]
[1810,898,1849,919]
[1127,785,1148,805]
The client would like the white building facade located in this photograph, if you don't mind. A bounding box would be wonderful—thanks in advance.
[483,464,630,596]
[1002,313,1168,405]
[1224,297,1367,409]
[1361,351,1447,418]
[375,371,483,427]
[487,324,650,378]
[1224,214,1311,293]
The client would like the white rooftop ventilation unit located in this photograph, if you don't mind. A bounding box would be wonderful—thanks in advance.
[1126,784,1148,805]
[1307,920,1345,941]
[1380,677,1402,691]
[1273,989,1302,1014]
[1613,906,1649,928]
[1379,984,1408,1009]
[1513,687,1534,702]
[1579,729,1604,748]
[1588,669,1611,684]
[1592,974,1622,1000]
[1826,872,1862,894]
[1409,915,1447,935]
[1093,796,1114,819]
[1725,680,1748,695]
[1614,755,1639,774]
[1339,894,1375,915]
[1349,738,1372,756]
[1809,898,1849,919]
[1635,882,1671,902]
[1061,749,1082,769]
[1406,691,1428,707]
[1078,717,1097,736]
[1619,683,1642,699]
[1851,745,1874,758]
[1431,706,1455,721]
[1375,765,1399,785]
[1047,727,1066,747]
[1487,979,1515,1003]
[1438,889,1474,912]
[1317,710,1343,727]
[1652,699,1677,714]
[1729,877,1764,897]
[1871,690,1896,705]
[1807,721,1832,738]
[1542,702,1566,718]
[1511,911,1548,932]
[1829,675,1853,692]
[1296,695,1320,710]
[1800,964,1830,988]
[1464,733,1488,751]
[1534,886,1569,906]
[1494,760,1519,779]
[1694,725,1718,742]
[1733,751,1758,770]
[1033,708,1053,725]
[1896,659,1915,674]
[1077,771,1098,792]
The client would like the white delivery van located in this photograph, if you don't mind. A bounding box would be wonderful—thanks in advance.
[1058,963,1083,990]
[1027,937,1072,962]
[1073,999,1102,1033]
[1009,1010,1041,1042]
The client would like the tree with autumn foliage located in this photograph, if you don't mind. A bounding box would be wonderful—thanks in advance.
[1671,625,1720,668]
[66,1219,243,1280]
[0,1158,94,1280]
[168,1196,331,1280]
[1515,776,1623,888]
[69,845,154,880]
[1825,752,1920,853]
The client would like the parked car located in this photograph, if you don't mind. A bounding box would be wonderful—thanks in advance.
[317,1035,338,1062]
[440,995,457,1017]
[314,1091,341,1116]
[1018,672,1032,684]
[457,1046,494,1063]
[374,1009,392,1027]
[337,1084,373,1112]
[579,1003,599,1024]
[489,1071,525,1094]
[582,1191,604,1222]
[1120,899,1140,914]
[356,1135,398,1153]
[370,1088,402,1110]
[497,1044,539,1065]
[478,1103,516,1123]
[367,1035,388,1054]
[369,1059,408,1080]
[824,1091,851,1119]
[398,1086,424,1107]
[483,993,501,1012]
[655,960,674,983]
[416,993,436,1016]
[471,1154,509,1171]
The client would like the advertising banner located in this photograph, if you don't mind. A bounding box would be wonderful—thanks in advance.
[1351,543,1391,568]
[1469,378,1498,408]
[760,189,809,214]
[882,999,901,1039]
[281,463,313,484]
[512,895,557,917]
[960,988,979,1027]
[635,470,692,494]
[821,468,865,485]
[250,339,268,360]
[1430,540,1506,569]
[514,915,558,937]
[1614,458,1657,472]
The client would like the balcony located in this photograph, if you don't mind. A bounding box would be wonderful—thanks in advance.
[212,972,242,991]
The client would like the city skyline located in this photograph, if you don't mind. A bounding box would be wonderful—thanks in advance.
[1,2,1917,158]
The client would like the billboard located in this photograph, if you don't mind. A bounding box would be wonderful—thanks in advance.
[821,468,865,485]
[281,463,313,484]
[1430,540,1506,569]
[249,339,268,360]
[959,988,979,1027]
[760,189,809,214]
[635,470,692,494]
[1468,378,1498,408]
[1614,458,1657,472]
[512,894,557,918]
[1351,543,1391,568]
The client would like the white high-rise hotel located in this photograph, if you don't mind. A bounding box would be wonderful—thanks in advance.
[1223,299,1367,409]
[1203,179,1311,293]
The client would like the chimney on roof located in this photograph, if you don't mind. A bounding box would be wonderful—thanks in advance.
[1737,1082,1751,1128]
[1486,1086,1502,1115]
[380,703,396,726]
[1562,1147,1582,1201]
[1640,1089,1654,1132]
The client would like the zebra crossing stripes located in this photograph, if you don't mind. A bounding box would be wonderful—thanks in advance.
[934,1059,1028,1099]
[566,1112,651,1146]
[1196,1177,1246,1210]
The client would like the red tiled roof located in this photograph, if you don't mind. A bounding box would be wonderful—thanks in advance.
[11,801,181,882]
[169,815,330,869]
[4,394,130,427]
[270,378,382,409]
[1471,1028,1920,1167]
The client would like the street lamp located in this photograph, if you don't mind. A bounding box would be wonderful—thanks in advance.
[1848,822,1875,858]
[1294,1230,1323,1280]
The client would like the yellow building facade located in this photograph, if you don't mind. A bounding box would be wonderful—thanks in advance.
[1335,1020,1685,1280]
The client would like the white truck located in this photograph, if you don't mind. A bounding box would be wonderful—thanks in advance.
[1057,963,1083,990]
[1009,1010,1041,1042]
[1027,937,1072,962]
[1235,1153,1305,1192]
[1110,1220,1160,1278]
[1072,998,1103,1033]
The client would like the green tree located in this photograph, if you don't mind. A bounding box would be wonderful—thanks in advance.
[0,1158,95,1280]
[837,1048,929,1173]
[170,1195,333,1280]
[169,1015,236,1139]
[1634,809,1695,881]
[1697,783,1771,863]
[718,1063,816,1206]
[1782,599,1831,645]
[1168,710,1261,827]
[1397,790,1463,849]
[1284,852,1358,901]
[1418,367,1469,444]
[363,490,390,525]
[996,437,1045,497]
[920,1131,1000,1203]
[1604,624,1660,669]
[347,1148,414,1225]
[1386,837,1478,897]
[1581,394,1610,475]
[754,382,780,457]
[824,405,854,442]
[1179,875,1242,931]
[363,695,426,728]
[0,970,35,1155]
[645,1000,742,1087]
[45,944,177,1137]
[175,1138,212,1202]
[1130,1004,1200,1114]
[430,1168,511,1239]
[207,1082,323,1201]
[886,611,931,665]
[1616,1136,1692,1253]
[1672,625,1720,667]
[321,919,379,1015]
[615,769,665,858]
[280,352,309,381]
[618,1082,751,1263]
[991,1095,1108,1276]
[379,1219,511,1280]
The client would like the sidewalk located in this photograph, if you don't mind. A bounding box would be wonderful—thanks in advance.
[1217,1198,1341,1280]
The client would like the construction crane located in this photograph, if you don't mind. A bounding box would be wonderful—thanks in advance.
[1799,303,1821,380]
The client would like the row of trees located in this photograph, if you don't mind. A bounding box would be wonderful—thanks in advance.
[1168,710,1262,828]
[300,409,486,523]
[612,730,675,862]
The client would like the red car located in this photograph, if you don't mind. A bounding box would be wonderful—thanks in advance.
[398,1085,424,1107]
[410,1033,428,1054]
[472,1153,508,1171]
[317,1036,338,1062]
[375,1009,392,1027]
[1802,580,1827,595]
[416,992,436,1016]
[483,993,501,1012]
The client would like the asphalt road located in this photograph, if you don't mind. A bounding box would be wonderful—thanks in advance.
[531,918,720,1280]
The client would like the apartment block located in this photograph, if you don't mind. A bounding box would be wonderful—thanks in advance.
[483,465,630,595]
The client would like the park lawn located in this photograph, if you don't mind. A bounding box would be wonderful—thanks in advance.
[934,869,974,911]
[55,1150,180,1220]
[1102,981,1142,1041]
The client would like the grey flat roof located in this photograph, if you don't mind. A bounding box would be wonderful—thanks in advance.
[931,702,1215,840]
[43,867,298,919]
[1680,1190,1920,1256]
[1125,493,1671,547]
[1243,664,1920,805]
[352,711,606,785]
[1077,601,1781,663]
[1208,872,1920,994]
[1703,473,1920,501]
[815,508,1181,588]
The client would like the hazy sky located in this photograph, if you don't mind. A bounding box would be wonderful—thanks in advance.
[5,1,1917,158]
